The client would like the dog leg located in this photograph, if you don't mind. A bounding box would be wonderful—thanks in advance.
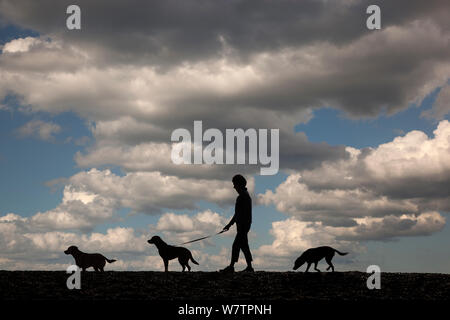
[314,262,321,272]
[164,259,169,272]
[326,257,334,272]
[187,262,191,272]
[305,263,311,272]
[179,257,187,272]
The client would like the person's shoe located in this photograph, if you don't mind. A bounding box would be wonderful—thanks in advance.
[239,266,254,272]
[219,265,235,273]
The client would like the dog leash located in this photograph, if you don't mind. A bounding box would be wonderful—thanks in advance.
[179,229,227,245]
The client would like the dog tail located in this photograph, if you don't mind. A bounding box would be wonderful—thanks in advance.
[190,252,199,265]
[103,255,117,263]
[334,249,348,256]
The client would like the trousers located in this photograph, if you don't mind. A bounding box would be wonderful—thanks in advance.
[231,229,252,264]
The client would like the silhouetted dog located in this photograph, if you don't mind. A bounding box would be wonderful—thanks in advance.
[64,245,116,272]
[148,236,199,272]
[293,246,348,272]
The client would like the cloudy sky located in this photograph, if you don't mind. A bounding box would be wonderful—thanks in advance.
[0,0,449,272]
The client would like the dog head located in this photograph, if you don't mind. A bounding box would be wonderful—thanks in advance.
[293,255,305,270]
[64,245,79,256]
[147,235,162,245]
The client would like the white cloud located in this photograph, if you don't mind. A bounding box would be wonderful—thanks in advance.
[66,168,244,214]
[29,184,117,231]
[254,212,445,270]
[259,173,420,225]
[8,168,246,232]
[259,122,449,242]
[256,218,357,258]
[153,210,229,245]
[349,212,446,240]
[0,210,156,270]
[2,36,41,53]
[276,120,450,197]
[0,213,27,222]
[364,120,450,182]
[422,84,450,120]
[156,212,195,232]
[16,119,61,141]
[25,227,149,253]
[0,210,232,271]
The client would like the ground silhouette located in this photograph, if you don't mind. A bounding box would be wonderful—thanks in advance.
[1,271,449,301]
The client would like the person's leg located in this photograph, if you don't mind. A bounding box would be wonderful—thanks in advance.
[231,232,243,266]
[220,233,241,272]
[221,229,253,272]
[240,232,253,268]
[232,230,254,272]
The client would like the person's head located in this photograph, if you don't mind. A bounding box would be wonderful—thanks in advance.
[232,174,247,193]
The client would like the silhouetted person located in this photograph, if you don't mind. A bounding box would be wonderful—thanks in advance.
[220,174,253,272]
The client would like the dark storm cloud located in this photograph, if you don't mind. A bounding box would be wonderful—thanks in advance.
[1,0,448,66]
[0,0,449,178]
[1,0,449,119]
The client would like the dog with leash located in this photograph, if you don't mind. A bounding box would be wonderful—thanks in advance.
[293,246,348,272]
[148,236,199,272]
[64,245,116,272]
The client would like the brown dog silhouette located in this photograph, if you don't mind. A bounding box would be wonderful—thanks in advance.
[148,236,199,272]
[293,246,348,272]
[64,245,116,272]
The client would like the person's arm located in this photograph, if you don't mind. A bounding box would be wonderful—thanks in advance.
[223,197,240,231]
[224,193,244,231]
[223,215,236,231]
